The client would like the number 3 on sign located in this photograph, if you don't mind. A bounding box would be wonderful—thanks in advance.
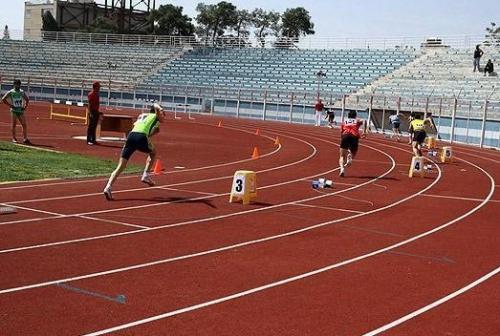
[233,175,245,195]
[234,176,245,194]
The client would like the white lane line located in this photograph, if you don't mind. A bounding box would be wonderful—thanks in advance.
[291,203,365,214]
[0,202,62,217]
[362,266,500,336]
[83,156,495,336]
[0,141,393,254]
[0,134,316,224]
[421,194,500,203]
[0,154,397,295]
[79,216,148,230]
[5,128,301,205]
[0,124,281,192]
[156,187,218,197]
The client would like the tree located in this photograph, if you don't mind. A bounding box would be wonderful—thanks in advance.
[148,4,194,36]
[42,10,59,32]
[485,22,500,46]
[281,7,314,38]
[233,9,252,39]
[195,2,238,42]
[252,8,281,47]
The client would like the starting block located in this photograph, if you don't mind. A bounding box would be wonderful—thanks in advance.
[440,146,453,163]
[229,170,257,205]
[425,136,437,149]
[409,156,425,178]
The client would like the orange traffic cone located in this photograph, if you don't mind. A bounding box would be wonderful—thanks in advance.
[251,147,260,159]
[153,159,163,175]
[274,136,280,145]
[218,120,222,127]
[255,128,260,135]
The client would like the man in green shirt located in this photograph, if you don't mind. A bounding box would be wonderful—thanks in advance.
[103,103,166,200]
[1,79,31,144]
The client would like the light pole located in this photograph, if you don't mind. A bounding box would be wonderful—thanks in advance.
[107,61,117,107]
[315,70,327,100]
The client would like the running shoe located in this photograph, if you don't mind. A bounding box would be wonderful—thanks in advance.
[23,139,33,145]
[141,175,155,186]
[339,167,345,177]
[103,188,113,201]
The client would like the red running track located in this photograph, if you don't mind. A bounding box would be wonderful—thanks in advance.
[0,104,499,335]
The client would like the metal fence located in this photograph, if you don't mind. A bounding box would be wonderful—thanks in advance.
[2,30,488,50]
[1,75,498,149]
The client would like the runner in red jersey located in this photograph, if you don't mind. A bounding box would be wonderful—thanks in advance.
[339,110,367,177]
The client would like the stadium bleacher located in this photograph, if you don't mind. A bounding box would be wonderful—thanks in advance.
[138,47,419,99]
[0,39,184,82]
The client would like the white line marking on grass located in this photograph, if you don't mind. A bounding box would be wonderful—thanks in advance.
[83,156,495,336]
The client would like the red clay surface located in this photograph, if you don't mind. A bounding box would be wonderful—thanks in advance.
[0,103,499,335]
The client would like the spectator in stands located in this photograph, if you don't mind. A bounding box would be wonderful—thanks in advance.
[103,103,166,201]
[314,98,324,126]
[473,45,484,72]
[484,59,494,76]
[1,79,31,144]
[388,111,402,141]
[87,81,101,145]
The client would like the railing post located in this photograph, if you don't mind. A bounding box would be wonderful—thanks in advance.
[53,79,57,101]
[289,92,294,123]
[367,95,374,132]
[450,97,458,143]
[236,88,241,119]
[341,94,346,123]
[210,86,215,114]
[262,90,267,120]
[424,97,429,119]
[81,80,84,102]
[479,100,488,148]
[465,100,472,144]
[381,96,387,134]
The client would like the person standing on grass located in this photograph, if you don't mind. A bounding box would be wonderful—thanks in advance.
[1,79,31,144]
[103,103,166,201]
[87,81,102,145]
[338,110,367,177]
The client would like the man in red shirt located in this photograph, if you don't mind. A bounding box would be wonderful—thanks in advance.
[87,81,101,145]
[339,110,367,177]
[314,99,324,126]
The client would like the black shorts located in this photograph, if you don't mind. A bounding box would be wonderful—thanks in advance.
[413,130,426,144]
[392,122,400,129]
[121,132,153,160]
[340,134,359,154]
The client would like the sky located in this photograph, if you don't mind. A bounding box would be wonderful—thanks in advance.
[1,0,499,39]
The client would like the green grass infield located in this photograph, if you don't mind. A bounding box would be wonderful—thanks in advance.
[0,141,142,183]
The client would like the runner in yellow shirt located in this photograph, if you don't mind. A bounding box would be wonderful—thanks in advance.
[408,114,432,157]
[103,103,166,200]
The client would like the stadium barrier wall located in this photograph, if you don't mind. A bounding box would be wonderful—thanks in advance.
[0,76,498,149]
